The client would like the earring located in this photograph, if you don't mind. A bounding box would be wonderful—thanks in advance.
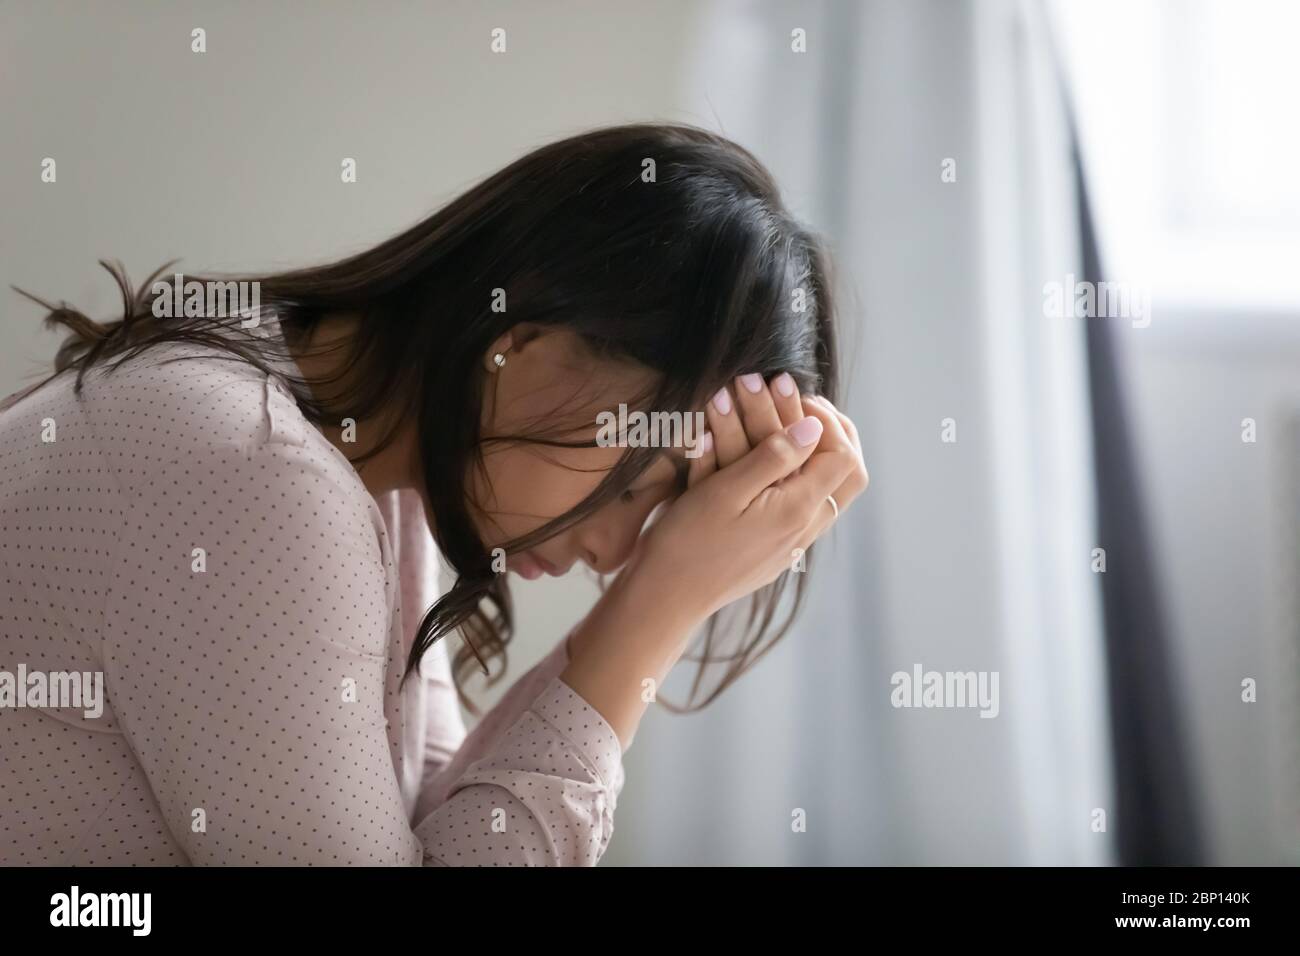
[492,352,507,369]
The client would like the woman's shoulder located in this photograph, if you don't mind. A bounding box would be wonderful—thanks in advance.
[3,332,381,545]
[80,335,307,453]
[43,333,359,493]
[0,336,294,483]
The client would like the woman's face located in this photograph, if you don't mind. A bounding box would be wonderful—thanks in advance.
[469,326,691,580]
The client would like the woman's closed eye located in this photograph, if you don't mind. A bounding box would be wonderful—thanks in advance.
[623,470,687,505]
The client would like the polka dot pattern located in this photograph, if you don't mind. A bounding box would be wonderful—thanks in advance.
[0,321,625,865]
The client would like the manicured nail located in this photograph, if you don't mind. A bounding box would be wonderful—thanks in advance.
[789,416,823,447]
[700,430,713,454]
[712,387,732,415]
[774,372,796,397]
[738,373,763,394]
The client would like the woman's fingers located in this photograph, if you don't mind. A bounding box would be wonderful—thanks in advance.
[697,371,820,493]
[799,394,852,459]
[734,373,783,446]
[796,394,868,520]
[743,396,857,532]
[793,484,842,554]
[705,384,749,468]
[766,373,808,486]
[810,395,868,503]
[771,440,858,532]
[723,414,824,507]
[816,394,861,455]
[686,430,716,488]
[770,372,803,428]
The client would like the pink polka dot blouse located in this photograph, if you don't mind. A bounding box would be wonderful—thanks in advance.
[0,317,625,865]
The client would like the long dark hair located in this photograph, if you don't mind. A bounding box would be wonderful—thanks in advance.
[14,122,838,714]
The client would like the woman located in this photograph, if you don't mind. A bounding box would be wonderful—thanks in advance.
[0,123,867,866]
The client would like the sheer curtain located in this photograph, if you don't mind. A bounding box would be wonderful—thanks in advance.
[604,0,1112,865]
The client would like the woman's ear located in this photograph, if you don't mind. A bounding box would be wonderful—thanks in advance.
[484,330,514,373]
[483,323,550,372]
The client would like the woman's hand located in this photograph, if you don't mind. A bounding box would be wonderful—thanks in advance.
[560,372,867,749]
[634,372,868,621]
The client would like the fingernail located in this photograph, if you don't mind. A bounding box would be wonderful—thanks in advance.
[700,430,713,454]
[789,416,823,447]
[738,373,763,394]
[712,387,732,415]
[774,373,796,397]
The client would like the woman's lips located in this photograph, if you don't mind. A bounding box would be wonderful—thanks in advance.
[512,552,544,580]
[511,551,560,580]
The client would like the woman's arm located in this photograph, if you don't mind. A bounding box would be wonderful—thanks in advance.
[558,552,704,751]
[411,629,626,824]
[104,440,622,865]
[412,672,621,865]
